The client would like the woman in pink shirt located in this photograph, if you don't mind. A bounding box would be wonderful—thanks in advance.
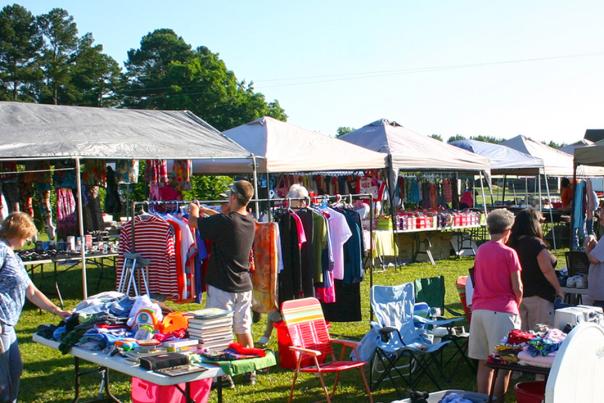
[468,209,523,403]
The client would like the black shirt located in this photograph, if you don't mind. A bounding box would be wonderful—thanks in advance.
[198,212,255,293]
[513,236,556,302]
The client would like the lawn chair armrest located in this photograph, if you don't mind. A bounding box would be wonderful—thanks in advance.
[445,307,465,317]
[330,339,360,349]
[289,346,321,357]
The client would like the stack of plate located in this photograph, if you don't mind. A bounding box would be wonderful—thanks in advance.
[186,308,234,352]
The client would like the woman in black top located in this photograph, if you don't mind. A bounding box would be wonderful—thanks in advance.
[508,208,564,330]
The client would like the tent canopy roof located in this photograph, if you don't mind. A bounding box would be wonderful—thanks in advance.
[560,139,594,155]
[192,116,388,174]
[0,101,251,161]
[574,139,604,167]
[450,139,544,175]
[340,119,490,173]
[502,134,604,176]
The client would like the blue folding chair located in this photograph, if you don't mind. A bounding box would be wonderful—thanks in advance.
[357,283,456,396]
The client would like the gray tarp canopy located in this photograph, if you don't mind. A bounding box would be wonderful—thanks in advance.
[450,139,544,175]
[0,101,252,161]
[0,101,254,300]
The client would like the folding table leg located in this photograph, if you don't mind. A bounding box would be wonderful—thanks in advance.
[73,357,81,403]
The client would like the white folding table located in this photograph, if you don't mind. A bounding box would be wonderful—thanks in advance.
[33,334,224,403]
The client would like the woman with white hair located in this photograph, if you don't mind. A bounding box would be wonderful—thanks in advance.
[468,209,523,403]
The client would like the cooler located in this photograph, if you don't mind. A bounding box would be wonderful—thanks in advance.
[131,377,211,403]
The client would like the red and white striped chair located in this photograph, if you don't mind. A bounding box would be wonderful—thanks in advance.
[281,297,373,402]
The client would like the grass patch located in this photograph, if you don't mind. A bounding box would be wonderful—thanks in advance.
[17,250,567,402]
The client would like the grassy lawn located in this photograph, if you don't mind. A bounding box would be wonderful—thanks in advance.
[16,250,566,402]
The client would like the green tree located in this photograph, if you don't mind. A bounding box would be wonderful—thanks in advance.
[0,4,43,101]
[70,33,121,106]
[37,8,79,104]
[336,127,354,137]
[430,134,443,142]
[447,134,466,143]
[470,135,504,144]
[121,30,286,130]
[545,140,565,149]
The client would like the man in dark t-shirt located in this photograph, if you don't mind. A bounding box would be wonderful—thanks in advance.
[189,180,256,350]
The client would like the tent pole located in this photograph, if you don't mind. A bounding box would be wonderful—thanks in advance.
[266,172,272,222]
[369,196,374,322]
[544,173,556,249]
[478,171,487,217]
[502,175,507,205]
[75,157,88,300]
[570,162,578,250]
[251,154,260,218]
[538,173,542,211]
[525,177,529,207]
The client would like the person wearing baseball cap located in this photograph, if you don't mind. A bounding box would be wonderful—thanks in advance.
[189,179,256,385]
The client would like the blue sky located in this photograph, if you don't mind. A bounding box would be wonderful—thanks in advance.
[8,1,604,143]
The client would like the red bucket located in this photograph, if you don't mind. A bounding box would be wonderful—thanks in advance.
[514,381,545,403]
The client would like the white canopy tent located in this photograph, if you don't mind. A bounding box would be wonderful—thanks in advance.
[450,139,544,175]
[340,119,490,174]
[502,135,604,177]
[188,116,388,174]
[0,101,254,298]
[340,119,491,219]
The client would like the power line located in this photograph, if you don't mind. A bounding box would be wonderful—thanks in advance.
[119,50,604,97]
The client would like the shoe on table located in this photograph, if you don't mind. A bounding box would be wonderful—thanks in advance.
[256,336,269,347]
[242,371,256,386]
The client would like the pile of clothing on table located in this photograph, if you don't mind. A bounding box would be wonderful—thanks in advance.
[488,327,567,368]
[36,292,269,363]
[36,291,178,354]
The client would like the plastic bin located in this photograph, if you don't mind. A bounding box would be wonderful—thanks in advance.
[455,276,472,324]
[131,377,211,403]
[514,381,545,403]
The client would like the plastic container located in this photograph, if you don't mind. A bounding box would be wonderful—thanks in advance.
[131,377,211,403]
[514,381,545,403]
[455,276,472,324]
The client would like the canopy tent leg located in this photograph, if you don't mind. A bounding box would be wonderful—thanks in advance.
[502,175,507,205]
[544,173,556,249]
[478,171,488,218]
[251,154,260,218]
[570,162,578,250]
[525,177,529,208]
[75,157,88,300]
[538,173,542,211]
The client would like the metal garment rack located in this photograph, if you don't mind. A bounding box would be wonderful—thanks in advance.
[129,193,376,319]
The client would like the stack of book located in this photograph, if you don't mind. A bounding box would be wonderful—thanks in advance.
[186,308,234,352]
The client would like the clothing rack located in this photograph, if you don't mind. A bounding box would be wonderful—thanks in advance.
[129,193,377,319]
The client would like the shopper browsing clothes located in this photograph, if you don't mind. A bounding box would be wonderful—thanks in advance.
[508,208,564,330]
[468,209,523,403]
[189,180,257,385]
[0,212,71,403]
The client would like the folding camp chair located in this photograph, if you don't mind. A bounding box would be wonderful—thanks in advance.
[281,298,373,403]
[366,283,451,396]
[413,276,476,376]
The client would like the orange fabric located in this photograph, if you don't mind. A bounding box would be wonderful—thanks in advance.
[251,223,279,313]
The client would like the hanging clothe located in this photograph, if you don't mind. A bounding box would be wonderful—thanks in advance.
[82,159,107,187]
[118,214,178,299]
[116,160,139,184]
[56,188,77,239]
[172,160,192,192]
[105,167,121,218]
[252,222,280,313]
